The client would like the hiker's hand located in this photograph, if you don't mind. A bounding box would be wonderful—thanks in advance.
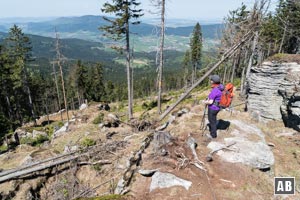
[202,100,207,104]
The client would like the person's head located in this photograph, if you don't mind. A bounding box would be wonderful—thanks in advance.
[210,74,220,84]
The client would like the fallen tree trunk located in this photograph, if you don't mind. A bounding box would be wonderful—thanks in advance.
[0,143,107,183]
[0,154,80,183]
[159,30,254,121]
[0,143,103,178]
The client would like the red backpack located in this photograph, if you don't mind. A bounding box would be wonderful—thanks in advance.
[219,83,234,108]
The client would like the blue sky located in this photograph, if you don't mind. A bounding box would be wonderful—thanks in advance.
[0,0,277,20]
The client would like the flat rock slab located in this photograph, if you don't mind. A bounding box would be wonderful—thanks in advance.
[208,137,274,169]
[229,120,265,140]
[150,172,192,192]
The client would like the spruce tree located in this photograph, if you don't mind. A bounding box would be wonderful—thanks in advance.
[182,50,191,87]
[74,60,88,104]
[100,0,143,119]
[4,25,35,124]
[277,0,300,53]
[88,63,105,102]
[190,22,202,84]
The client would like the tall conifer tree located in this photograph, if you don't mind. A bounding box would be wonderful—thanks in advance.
[190,23,202,84]
[100,0,143,119]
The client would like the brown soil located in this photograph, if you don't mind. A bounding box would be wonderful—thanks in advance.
[1,94,300,199]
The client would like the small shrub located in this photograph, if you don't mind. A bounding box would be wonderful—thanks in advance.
[142,100,157,110]
[93,163,102,171]
[20,137,34,145]
[45,125,54,136]
[20,135,49,147]
[0,144,8,153]
[62,188,69,198]
[93,113,104,124]
[81,138,96,147]
[32,135,49,146]
[57,121,64,127]
[118,101,126,112]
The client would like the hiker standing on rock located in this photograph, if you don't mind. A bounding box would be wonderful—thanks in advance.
[203,75,224,138]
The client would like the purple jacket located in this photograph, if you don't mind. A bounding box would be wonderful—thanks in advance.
[208,84,224,111]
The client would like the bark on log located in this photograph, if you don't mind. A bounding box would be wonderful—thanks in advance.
[0,154,80,183]
[0,144,102,178]
[0,144,104,183]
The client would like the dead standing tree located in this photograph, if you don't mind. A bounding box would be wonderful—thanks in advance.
[50,61,63,121]
[149,0,166,114]
[159,29,255,121]
[219,0,270,95]
[55,30,69,122]
[157,0,166,114]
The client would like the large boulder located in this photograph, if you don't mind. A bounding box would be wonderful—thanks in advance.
[79,103,88,110]
[247,61,300,130]
[150,172,192,192]
[32,130,47,138]
[53,122,69,138]
[208,137,274,169]
[207,120,274,169]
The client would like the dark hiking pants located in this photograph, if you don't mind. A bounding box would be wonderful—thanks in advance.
[208,108,219,138]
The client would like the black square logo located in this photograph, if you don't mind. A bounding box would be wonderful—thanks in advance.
[274,177,295,195]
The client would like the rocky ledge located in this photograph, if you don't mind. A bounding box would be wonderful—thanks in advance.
[247,59,300,131]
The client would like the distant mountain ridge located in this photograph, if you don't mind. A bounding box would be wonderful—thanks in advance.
[0,15,223,39]
[0,31,114,63]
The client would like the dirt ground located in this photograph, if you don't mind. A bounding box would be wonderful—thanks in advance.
[130,103,300,200]
[1,96,300,200]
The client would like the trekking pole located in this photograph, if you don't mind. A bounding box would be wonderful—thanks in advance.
[200,104,208,136]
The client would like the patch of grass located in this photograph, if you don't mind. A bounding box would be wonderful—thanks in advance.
[232,78,241,88]
[24,126,43,133]
[20,135,49,147]
[0,144,8,153]
[44,125,54,136]
[20,137,34,145]
[32,135,49,146]
[141,100,157,111]
[93,163,102,171]
[81,138,96,147]
[24,121,64,137]
[93,113,104,124]
[268,53,300,63]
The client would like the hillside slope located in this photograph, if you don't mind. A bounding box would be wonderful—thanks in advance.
[0,15,222,39]
[0,89,299,199]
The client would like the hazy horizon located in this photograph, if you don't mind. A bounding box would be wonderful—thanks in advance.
[0,0,277,21]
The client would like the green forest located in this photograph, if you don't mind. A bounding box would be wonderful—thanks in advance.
[0,0,300,140]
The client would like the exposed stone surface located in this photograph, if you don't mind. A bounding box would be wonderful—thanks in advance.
[53,122,69,138]
[14,128,27,138]
[32,130,47,138]
[79,103,88,110]
[153,131,173,155]
[150,172,192,192]
[208,138,274,169]
[247,61,300,130]
[22,155,34,165]
[207,120,274,169]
